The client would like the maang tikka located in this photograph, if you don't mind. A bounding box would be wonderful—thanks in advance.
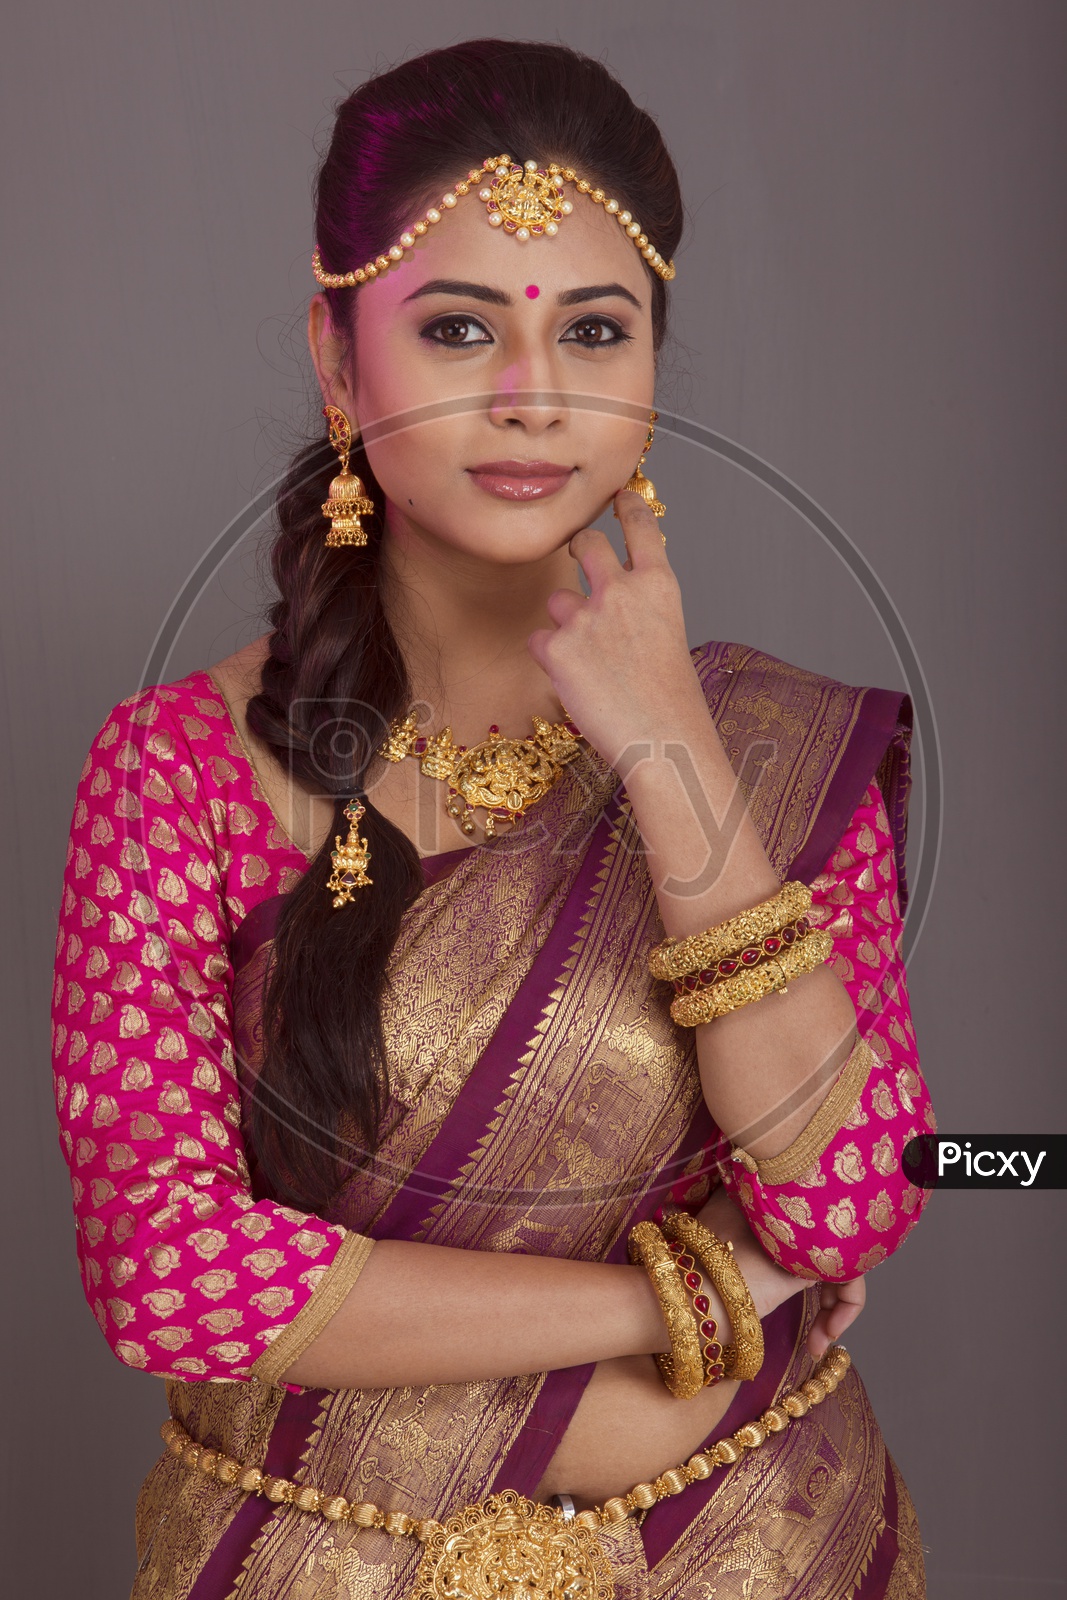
[322,405,375,547]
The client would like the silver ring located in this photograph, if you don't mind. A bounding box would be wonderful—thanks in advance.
[550,1493,577,1522]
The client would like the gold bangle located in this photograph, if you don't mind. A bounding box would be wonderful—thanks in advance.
[627,1221,705,1399]
[648,881,814,981]
[670,928,833,1026]
[662,1212,765,1381]
[669,1242,727,1387]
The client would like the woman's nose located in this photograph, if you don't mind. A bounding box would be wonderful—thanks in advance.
[487,354,569,433]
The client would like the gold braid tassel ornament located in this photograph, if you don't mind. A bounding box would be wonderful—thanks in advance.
[326,798,372,906]
[322,405,375,547]
[615,409,666,520]
[161,1344,851,1600]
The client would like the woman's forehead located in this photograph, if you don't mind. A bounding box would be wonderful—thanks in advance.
[360,194,650,313]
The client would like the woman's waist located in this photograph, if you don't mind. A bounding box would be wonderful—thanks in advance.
[164,1283,817,1526]
[533,1284,814,1505]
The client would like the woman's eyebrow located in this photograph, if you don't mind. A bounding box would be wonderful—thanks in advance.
[401,279,643,310]
[403,279,512,305]
[557,283,642,309]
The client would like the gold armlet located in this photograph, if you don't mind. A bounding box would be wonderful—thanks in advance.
[627,1220,705,1399]
[661,1212,764,1381]
[648,881,813,981]
[731,1036,876,1186]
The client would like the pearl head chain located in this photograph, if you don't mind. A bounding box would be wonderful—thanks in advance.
[312,155,677,289]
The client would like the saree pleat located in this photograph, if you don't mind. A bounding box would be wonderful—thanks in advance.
[131,642,923,1599]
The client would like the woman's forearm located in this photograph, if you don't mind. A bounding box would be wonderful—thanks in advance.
[282,1187,809,1391]
[282,1239,671,1389]
[618,707,860,1161]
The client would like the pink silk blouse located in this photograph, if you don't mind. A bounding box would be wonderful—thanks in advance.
[52,670,936,1386]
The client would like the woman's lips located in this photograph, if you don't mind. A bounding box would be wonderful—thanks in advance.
[466,460,575,501]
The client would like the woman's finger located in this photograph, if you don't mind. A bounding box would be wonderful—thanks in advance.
[545,588,587,627]
[526,627,555,670]
[806,1273,868,1356]
[806,1312,832,1358]
[613,488,669,568]
[568,526,621,591]
[833,1275,867,1311]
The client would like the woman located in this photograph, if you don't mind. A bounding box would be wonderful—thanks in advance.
[52,39,934,1599]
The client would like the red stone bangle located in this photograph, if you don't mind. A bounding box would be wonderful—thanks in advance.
[672,917,811,995]
[668,1238,726,1386]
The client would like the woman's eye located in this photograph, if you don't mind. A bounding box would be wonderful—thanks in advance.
[422,317,492,346]
[562,317,630,347]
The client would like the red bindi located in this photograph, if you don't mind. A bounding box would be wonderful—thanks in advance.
[525,284,540,299]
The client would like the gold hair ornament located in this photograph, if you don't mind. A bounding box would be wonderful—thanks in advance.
[162,1344,850,1600]
[311,156,677,288]
[322,405,375,547]
[326,798,372,906]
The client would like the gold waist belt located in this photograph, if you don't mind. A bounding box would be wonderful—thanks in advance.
[163,1344,849,1600]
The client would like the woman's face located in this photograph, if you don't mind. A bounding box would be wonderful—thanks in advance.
[310,175,658,568]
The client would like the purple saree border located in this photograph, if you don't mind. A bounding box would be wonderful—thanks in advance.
[791,688,913,905]
[636,1292,806,1565]
[185,1384,326,1600]
[230,892,283,976]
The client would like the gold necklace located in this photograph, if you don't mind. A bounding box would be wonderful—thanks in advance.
[379,710,584,839]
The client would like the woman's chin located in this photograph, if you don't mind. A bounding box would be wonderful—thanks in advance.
[386,506,594,565]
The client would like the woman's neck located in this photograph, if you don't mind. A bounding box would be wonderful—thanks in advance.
[379,522,585,741]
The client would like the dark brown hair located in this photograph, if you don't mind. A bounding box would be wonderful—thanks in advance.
[245,38,684,1210]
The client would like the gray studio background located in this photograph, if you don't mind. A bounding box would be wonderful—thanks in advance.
[3,2,1064,1594]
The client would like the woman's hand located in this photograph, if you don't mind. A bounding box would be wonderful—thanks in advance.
[807,1275,866,1358]
[694,1185,867,1358]
[527,491,707,768]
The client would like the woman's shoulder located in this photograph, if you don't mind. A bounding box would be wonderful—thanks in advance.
[70,635,303,914]
[87,636,269,762]
[74,638,275,832]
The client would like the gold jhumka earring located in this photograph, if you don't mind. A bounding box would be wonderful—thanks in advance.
[615,410,666,524]
[322,405,375,547]
[326,798,372,906]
